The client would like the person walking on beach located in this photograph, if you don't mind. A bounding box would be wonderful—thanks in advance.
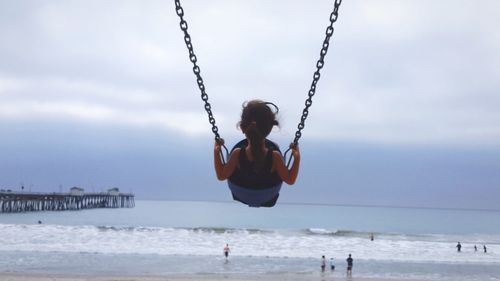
[483,245,487,253]
[223,244,230,260]
[456,242,461,252]
[330,257,335,271]
[346,254,353,275]
[320,255,326,272]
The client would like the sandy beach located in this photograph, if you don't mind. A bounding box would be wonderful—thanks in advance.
[0,274,427,281]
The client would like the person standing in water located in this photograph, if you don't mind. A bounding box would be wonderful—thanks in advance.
[484,245,487,253]
[456,242,462,252]
[346,254,353,275]
[320,255,326,272]
[223,244,230,260]
[474,245,477,252]
[330,257,335,271]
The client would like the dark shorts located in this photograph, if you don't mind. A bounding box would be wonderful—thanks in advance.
[347,266,352,270]
[224,252,228,257]
[331,266,335,270]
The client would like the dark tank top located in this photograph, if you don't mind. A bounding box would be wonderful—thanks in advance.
[228,139,283,189]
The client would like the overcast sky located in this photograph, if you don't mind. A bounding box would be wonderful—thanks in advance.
[1,0,499,209]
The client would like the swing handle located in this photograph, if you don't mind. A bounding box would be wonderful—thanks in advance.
[216,138,229,165]
[283,142,298,169]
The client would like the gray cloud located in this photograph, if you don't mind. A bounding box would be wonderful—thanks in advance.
[2,121,500,209]
[1,0,499,144]
[1,1,500,209]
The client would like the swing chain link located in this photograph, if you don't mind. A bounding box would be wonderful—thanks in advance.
[174,0,229,162]
[293,0,342,145]
[175,0,221,142]
[285,0,342,167]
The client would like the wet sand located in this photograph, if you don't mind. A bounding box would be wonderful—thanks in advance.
[0,273,428,281]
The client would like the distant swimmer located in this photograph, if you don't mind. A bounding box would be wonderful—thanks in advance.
[456,242,461,252]
[223,244,230,260]
[474,245,477,252]
[346,254,353,275]
[321,255,326,272]
[484,245,487,253]
[38,220,42,224]
[330,257,335,271]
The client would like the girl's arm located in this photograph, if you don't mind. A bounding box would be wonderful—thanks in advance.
[214,142,240,180]
[273,145,300,185]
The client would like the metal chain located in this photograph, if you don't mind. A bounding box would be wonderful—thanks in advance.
[174,0,222,142]
[284,0,342,167]
[293,0,342,145]
[174,0,228,162]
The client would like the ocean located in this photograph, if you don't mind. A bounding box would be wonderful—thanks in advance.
[0,200,499,280]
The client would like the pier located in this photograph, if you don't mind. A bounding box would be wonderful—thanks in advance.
[0,189,135,213]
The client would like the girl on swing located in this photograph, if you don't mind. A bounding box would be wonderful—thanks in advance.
[214,100,301,207]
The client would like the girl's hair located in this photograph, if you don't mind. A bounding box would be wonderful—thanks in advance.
[238,100,279,170]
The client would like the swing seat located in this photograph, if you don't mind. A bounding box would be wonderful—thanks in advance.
[227,139,283,208]
[228,181,282,207]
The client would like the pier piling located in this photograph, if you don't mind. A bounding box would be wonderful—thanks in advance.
[0,191,135,213]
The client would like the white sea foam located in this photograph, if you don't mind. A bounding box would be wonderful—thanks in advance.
[1,223,498,264]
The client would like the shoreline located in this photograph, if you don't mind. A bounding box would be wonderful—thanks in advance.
[0,273,429,281]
